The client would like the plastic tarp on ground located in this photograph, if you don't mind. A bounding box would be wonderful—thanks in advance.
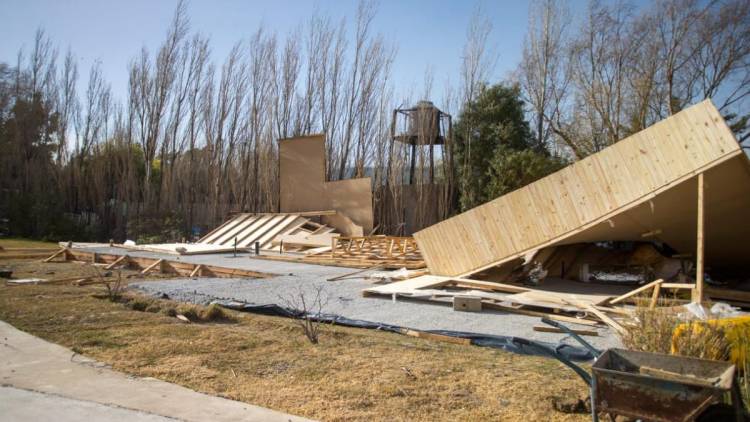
[216,300,595,362]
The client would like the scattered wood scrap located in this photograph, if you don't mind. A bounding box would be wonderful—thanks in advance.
[362,275,636,330]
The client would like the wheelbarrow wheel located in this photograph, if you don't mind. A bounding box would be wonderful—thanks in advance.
[696,403,743,422]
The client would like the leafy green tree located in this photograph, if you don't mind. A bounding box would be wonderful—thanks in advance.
[454,83,567,211]
[485,146,566,199]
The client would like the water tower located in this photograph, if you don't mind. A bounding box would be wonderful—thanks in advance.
[391,100,452,184]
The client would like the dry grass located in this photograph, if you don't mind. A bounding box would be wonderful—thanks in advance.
[0,260,590,421]
[622,297,749,409]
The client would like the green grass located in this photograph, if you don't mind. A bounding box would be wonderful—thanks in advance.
[0,237,59,249]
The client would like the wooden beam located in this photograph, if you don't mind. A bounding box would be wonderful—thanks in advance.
[662,283,695,289]
[533,326,598,336]
[105,254,129,270]
[649,282,661,310]
[693,172,705,303]
[609,279,663,305]
[584,304,626,335]
[140,258,163,275]
[189,265,203,277]
[327,264,385,282]
[43,248,68,263]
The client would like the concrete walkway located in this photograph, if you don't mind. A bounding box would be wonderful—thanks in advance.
[0,320,312,422]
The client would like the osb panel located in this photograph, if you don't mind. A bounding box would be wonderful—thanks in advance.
[279,134,373,233]
[279,134,328,213]
[325,178,374,233]
[414,100,743,276]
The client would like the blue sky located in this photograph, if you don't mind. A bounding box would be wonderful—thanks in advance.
[0,0,596,103]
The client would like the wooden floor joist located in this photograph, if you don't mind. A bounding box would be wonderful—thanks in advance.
[64,249,275,279]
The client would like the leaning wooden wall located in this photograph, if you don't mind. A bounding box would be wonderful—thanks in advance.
[414,100,742,277]
[278,133,374,233]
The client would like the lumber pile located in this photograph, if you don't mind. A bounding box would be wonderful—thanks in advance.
[304,236,425,269]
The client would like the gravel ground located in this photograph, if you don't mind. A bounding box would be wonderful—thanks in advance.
[65,245,623,350]
[75,246,622,349]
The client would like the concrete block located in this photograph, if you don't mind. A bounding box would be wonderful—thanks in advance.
[453,295,482,312]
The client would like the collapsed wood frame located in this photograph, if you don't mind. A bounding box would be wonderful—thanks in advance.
[361,275,703,332]
[413,100,750,305]
[43,248,275,279]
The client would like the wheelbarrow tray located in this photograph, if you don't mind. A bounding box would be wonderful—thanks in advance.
[592,348,735,422]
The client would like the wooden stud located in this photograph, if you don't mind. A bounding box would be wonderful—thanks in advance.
[693,172,705,303]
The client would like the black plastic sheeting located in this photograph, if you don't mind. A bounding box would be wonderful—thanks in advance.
[216,301,596,362]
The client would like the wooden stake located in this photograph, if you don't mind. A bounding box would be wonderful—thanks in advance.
[693,172,705,303]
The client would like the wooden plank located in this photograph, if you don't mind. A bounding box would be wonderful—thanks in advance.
[649,282,661,310]
[662,283,695,289]
[140,259,164,275]
[609,279,664,305]
[202,214,253,244]
[533,326,599,336]
[693,172,705,303]
[43,248,68,263]
[482,301,601,326]
[327,264,385,282]
[190,265,203,277]
[105,254,128,270]
[584,304,626,335]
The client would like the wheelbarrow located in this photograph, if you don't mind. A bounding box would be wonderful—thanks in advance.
[514,318,745,422]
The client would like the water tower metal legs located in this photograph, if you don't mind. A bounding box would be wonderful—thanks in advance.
[409,142,417,185]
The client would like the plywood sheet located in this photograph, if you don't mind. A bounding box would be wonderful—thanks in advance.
[278,134,373,233]
[325,178,374,233]
[415,100,746,276]
[279,134,328,213]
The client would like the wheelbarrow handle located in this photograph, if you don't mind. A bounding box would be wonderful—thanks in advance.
[541,317,601,358]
